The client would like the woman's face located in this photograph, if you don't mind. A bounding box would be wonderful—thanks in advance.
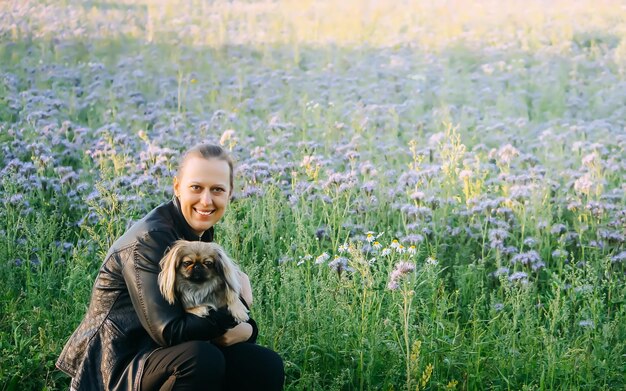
[173,156,231,237]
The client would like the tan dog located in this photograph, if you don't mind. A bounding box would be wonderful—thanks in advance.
[158,240,249,323]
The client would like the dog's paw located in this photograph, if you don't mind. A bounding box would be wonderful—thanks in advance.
[229,301,249,323]
[186,305,210,317]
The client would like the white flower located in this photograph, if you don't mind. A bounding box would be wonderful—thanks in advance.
[315,252,330,264]
[381,248,392,256]
[425,257,438,266]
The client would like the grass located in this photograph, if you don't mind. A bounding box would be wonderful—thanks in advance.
[1,0,625,390]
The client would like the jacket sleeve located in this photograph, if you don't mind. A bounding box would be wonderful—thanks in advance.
[122,230,238,347]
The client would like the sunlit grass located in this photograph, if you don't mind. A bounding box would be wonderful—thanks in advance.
[0,0,625,390]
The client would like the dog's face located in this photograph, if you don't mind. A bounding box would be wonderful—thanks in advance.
[159,240,242,307]
[173,241,223,283]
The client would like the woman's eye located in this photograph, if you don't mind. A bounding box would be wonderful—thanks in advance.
[190,185,201,191]
[213,187,225,193]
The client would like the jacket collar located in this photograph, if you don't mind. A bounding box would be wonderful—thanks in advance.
[171,196,214,242]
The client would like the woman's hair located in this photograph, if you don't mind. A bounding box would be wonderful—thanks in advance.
[176,144,234,192]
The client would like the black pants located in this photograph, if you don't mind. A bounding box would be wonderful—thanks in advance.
[141,341,284,391]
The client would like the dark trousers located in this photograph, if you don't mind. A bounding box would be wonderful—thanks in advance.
[140,341,284,391]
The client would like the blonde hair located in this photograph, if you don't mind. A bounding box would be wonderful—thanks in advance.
[176,144,234,192]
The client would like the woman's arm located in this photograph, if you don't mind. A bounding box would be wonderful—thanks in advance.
[122,231,238,347]
[239,271,253,307]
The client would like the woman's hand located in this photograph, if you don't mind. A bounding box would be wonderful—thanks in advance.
[239,271,253,307]
[212,322,253,346]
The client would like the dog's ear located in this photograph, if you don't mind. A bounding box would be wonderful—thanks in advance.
[213,244,241,293]
[158,240,186,305]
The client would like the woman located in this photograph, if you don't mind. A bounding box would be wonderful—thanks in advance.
[56,144,285,390]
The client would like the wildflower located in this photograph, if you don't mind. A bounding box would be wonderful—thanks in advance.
[574,174,593,195]
[361,181,376,194]
[490,267,510,277]
[410,191,425,201]
[551,249,568,259]
[508,271,528,282]
[407,245,417,255]
[581,152,599,168]
[390,239,400,249]
[550,224,567,236]
[578,320,595,328]
[428,132,446,146]
[425,257,438,266]
[387,261,416,290]
[489,228,509,242]
[365,232,376,243]
[219,129,236,146]
[338,243,349,253]
[315,227,328,240]
[402,234,424,244]
[458,169,472,180]
[497,144,520,165]
[523,237,538,248]
[493,303,504,311]
[395,244,406,254]
[315,252,330,264]
[511,250,542,266]
[381,248,391,256]
[531,261,545,271]
[372,241,382,250]
[328,256,352,274]
[611,251,626,263]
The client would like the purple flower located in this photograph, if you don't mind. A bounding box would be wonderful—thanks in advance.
[511,250,542,266]
[491,267,510,277]
[508,271,528,283]
[578,320,595,328]
[328,256,352,274]
[387,261,416,290]
[611,251,626,263]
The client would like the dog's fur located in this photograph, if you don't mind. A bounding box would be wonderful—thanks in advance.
[158,240,249,323]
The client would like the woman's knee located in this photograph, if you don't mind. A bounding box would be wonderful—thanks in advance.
[178,341,225,379]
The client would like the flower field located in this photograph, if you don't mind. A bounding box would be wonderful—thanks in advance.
[1,0,625,389]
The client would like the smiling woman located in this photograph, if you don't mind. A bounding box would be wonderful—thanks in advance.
[174,146,233,238]
[55,143,284,391]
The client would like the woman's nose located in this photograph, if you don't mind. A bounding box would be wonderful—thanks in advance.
[200,191,213,206]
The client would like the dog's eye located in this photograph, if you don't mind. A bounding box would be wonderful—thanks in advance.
[182,261,193,267]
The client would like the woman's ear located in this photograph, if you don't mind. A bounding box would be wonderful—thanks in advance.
[173,176,180,198]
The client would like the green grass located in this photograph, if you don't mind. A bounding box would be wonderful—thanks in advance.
[1,0,625,390]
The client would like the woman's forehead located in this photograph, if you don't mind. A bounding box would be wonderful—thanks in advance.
[179,156,230,184]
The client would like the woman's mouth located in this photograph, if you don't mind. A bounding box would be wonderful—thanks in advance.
[194,208,215,216]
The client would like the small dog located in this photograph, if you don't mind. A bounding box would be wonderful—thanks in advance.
[158,240,249,323]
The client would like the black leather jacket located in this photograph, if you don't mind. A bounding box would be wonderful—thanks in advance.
[56,198,254,391]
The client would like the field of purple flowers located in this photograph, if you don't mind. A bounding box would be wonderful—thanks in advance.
[1,0,625,389]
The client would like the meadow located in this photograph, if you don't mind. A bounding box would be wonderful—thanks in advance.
[1,0,625,389]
